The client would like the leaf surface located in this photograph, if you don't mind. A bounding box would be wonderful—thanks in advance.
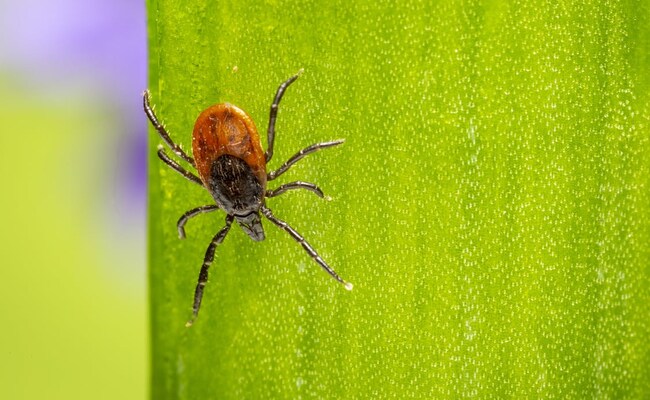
[148,1,650,398]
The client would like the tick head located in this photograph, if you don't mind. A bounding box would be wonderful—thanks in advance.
[236,211,265,242]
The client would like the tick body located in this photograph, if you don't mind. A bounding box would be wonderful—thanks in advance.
[192,104,267,239]
[144,71,352,326]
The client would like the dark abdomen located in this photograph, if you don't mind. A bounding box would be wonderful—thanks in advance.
[208,154,264,215]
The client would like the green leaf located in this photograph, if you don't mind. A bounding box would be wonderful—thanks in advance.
[148,0,650,398]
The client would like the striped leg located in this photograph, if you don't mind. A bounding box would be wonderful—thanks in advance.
[144,90,195,166]
[157,146,203,186]
[267,140,345,181]
[260,206,352,290]
[266,181,328,199]
[177,205,220,239]
[265,70,303,163]
[186,215,234,327]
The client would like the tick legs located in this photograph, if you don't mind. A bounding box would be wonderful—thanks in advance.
[157,146,203,186]
[143,90,196,167]
[261,206,352,290]
[267,140,345,181]
[177,205,220,239]
[186,215,234,327]
[266,181,327,199]
[265,70,303,163]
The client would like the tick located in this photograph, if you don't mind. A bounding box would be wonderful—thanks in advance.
[144,70,352,326]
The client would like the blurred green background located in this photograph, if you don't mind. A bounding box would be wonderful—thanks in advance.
[0,1,147,399]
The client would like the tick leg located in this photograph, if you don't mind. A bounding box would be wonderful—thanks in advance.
[186,215,234,327]
[157,146,203,186]
[261,206,352,291]
[265,69,303,163]
[267,140,345,181]
[177,205,220,239]
[266,181,327,199]
[143,90,196,167]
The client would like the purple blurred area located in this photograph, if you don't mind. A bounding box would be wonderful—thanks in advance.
[0,0,147,221]
[0,1,146,97]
